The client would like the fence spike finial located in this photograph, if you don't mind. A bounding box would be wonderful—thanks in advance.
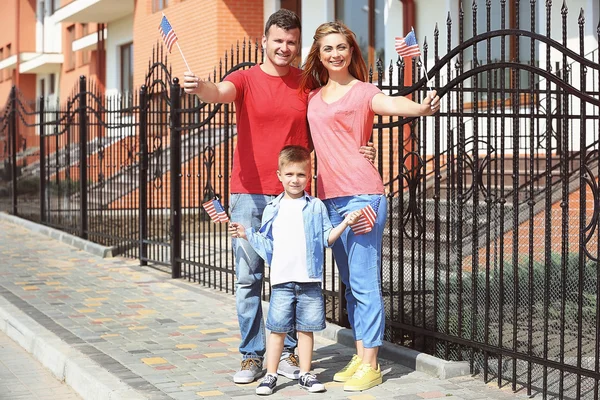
[561,0,568,15]
[578,8,584,25]
[446,11,452,25]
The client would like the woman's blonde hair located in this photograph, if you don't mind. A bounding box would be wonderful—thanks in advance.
[299,21,368,93]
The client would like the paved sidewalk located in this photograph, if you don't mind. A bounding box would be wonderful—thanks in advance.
[0,217,540,400]
[0,330,81,400]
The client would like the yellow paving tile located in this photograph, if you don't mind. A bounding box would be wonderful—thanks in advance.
[204,352,228,358]
[45,281,61,285]
[326,381,344,388]
[196,391,223,397]
[218,337,239,343]
[14,282,29,285]
[129,326,148,331]
[200,328,228,334]
[183,312,202,317]
[84,302,102,307]
[86,297,108,301]
[176,344,197,349]
[228,348,238,352]
[181,382,204,387]
[348,395,376,400]
[76,309,96,313]
[137,309,157,315]
[96,290,111,294]
[124,298,149,303]
[141,357,168,365]
[23,286,39,291]
[76,288,92,292]
[223,321,238,326]
[179,325,198,330]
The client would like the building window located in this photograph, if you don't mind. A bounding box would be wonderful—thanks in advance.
[49,73,56,95]
[40,78,45,96]
[6,44,11,80]
[152,0,168,13]
[120,42,133,94]
[66,25,75,71]
[48,0,56,15]
[335,0,385,67]
[81,23,90,65]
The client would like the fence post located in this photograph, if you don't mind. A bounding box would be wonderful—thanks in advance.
[39,96,45,223]
[139,85,148,266]
[78,76,88,239]
[170,78,182,279]
[10,86,17,215]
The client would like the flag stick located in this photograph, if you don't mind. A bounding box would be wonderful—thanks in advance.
[175,42,191,72]
[422,65,433,94]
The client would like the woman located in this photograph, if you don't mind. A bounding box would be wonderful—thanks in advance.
[299,21,440,391]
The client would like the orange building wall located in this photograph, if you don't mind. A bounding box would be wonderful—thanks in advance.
[0,0,38,102]
[133,0,263,89]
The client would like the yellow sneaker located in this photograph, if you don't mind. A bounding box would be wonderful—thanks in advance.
[333,355,362,382]
[343,363,382,391]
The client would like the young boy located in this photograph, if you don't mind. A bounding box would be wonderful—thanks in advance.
[229,145,360,395]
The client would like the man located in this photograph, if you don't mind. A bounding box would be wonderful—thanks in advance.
[183,9,374,384]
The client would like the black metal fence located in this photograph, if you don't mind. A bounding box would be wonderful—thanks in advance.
[1,2,600,398]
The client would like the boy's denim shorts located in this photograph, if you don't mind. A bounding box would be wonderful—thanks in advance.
[266,282,325,333]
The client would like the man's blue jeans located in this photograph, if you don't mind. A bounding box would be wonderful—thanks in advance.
[324,194,387,348]
[230,193,297,360]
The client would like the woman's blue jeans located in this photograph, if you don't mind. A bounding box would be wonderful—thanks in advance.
[230,193,297,360]
[324,194,387,348]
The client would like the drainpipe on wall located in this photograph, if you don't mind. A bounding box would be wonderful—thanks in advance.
[15,0,20,87]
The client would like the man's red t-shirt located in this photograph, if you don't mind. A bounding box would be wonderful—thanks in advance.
[224,65,310,195]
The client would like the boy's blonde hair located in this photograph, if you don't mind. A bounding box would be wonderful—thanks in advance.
[278,145,311,169]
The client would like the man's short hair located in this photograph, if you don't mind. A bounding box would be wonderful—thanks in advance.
[279,145,311,168]
[264,9,301,36]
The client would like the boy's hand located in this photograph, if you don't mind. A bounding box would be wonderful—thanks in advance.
[359,141,376,164]
[344,210,362,226]
[229,222,247,240]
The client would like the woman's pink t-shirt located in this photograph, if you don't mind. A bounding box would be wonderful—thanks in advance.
[307,81,385,200]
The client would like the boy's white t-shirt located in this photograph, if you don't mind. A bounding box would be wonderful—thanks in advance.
[269,197,321,286]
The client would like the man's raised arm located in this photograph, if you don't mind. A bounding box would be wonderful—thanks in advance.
[182,71,237,104]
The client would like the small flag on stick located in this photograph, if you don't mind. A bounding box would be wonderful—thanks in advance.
[158,13,191,71]
[203,199,230,223]
[351,197,382,236]
[158,15,178,53]
[395,28,432,92]
[395,30,421,58]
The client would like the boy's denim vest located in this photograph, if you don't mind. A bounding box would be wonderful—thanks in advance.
[246,192,333,279]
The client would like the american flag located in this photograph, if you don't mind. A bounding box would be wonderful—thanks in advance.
[202,199,229,223]
[158,15,178,53]
[351,196,382,236]
[395,30,421,58]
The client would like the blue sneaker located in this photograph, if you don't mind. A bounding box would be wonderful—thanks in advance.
[299,373,326,392]
[256,374,278,395]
